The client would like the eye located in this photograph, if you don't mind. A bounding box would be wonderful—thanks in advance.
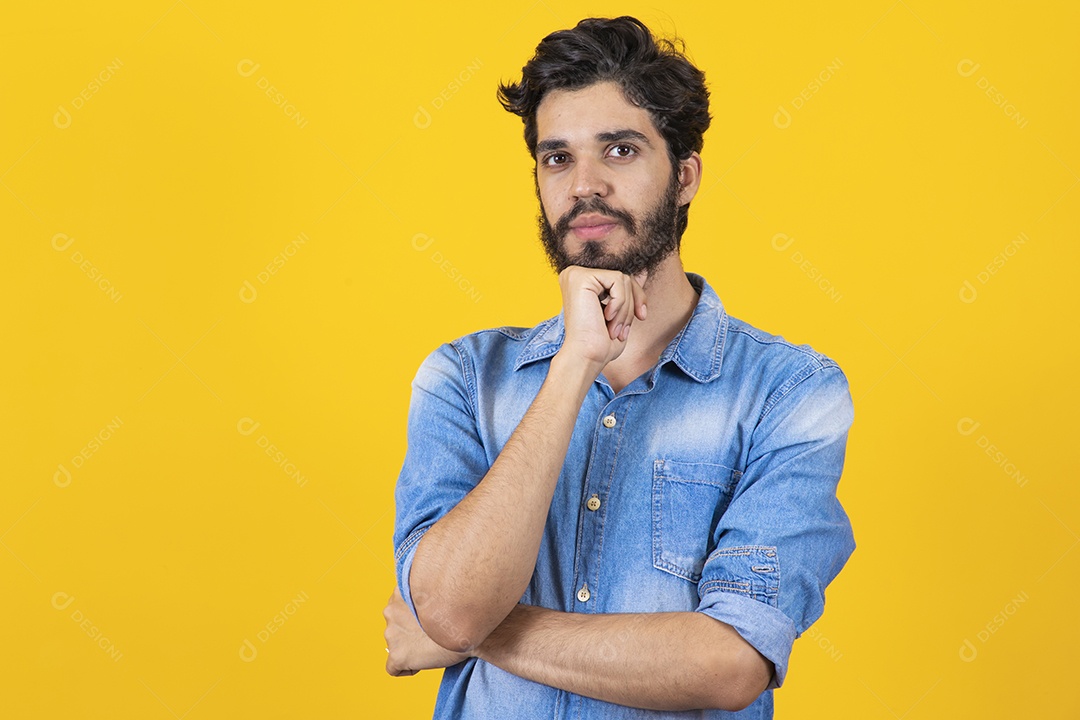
[542,152,570,166]
[607,144,637,159]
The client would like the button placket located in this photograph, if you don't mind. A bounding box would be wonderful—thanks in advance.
[573,398,633,612]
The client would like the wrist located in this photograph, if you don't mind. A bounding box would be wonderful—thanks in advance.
[549,349,604,392]
[474,604,541,664]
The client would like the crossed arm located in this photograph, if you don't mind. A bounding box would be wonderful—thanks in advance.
[385,587,773,712]
[386,268,771,712]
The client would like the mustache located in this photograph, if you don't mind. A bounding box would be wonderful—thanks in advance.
[552,198,637,239]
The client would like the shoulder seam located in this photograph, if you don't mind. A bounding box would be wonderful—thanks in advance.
[757,360,840,425]
[726,323,839,367]
[447,339,480,421]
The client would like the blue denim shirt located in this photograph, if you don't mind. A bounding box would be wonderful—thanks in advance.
[393,273,855,719]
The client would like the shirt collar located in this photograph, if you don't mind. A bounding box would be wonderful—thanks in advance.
[513,272,727,383]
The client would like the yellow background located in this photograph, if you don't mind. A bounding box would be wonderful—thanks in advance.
[2,1,1076,718]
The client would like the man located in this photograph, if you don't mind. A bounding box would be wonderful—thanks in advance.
[384,16,855,719]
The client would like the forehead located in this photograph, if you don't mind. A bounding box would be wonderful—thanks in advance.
[535,81,661,145]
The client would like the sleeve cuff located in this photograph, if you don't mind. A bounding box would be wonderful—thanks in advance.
[696,588,797,689]
[394,525,430,629]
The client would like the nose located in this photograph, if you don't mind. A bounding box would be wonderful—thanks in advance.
[570,156,610,200]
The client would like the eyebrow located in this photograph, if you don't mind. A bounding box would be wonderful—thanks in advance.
[535,129,652,156]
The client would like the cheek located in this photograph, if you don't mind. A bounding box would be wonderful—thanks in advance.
[537,187,565,222]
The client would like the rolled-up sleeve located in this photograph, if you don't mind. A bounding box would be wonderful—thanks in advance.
[393,342,488,628]
[695,362,855,689]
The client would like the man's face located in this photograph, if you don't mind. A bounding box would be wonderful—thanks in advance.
[533,81,687,276]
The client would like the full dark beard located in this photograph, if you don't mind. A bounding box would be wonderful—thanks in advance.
[537,169,682,276]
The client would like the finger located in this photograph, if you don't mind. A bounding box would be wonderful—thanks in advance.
[604,294,619,322]
[388,660,410,677]
[604,277,630,338]
[631,276,648,321]
[615,276,635,338]
[608,314,624,341]
[601,283,620,322]
[606,304,623,340]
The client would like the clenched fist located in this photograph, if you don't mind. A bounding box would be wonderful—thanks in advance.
[384,587,470,677]
[557,266,648,372]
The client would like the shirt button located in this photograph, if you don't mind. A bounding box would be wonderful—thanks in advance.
[577,584,591,602]
[602,414,617,428]
[586,494,601,511]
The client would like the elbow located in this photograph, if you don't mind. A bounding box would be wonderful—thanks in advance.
[713,688,763,714]
[413,594,489,654]
[701,645,773,712]
[424,617,486,655]
[409,545,498,653]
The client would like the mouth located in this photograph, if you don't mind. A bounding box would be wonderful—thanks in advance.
[570,222,619,240]
[567,213,622,241]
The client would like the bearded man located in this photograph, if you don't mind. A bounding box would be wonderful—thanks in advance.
[384,16,856,719]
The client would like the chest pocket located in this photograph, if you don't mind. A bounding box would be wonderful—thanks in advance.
[652,459,741,583]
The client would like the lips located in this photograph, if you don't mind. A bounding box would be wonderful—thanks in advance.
[571,222,618,240]
[569,213,621,240]
[569,213,620,229]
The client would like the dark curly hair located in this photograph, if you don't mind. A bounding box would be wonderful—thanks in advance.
[497,16,711,240]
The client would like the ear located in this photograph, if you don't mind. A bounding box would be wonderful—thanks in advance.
[675,152,703,207]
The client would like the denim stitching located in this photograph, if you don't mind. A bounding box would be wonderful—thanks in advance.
[394,525,429,564]
[652,459,739,583]
[758,360,824,422]
[591,395,634,601]
[699,545,781,607]
[450,340,479,418]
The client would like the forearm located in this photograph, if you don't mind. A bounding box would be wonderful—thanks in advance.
[410,354,598,651]
[475,605,771,712]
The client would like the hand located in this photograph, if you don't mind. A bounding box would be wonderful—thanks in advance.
[383,586,470,677]
[556,266,648,370]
